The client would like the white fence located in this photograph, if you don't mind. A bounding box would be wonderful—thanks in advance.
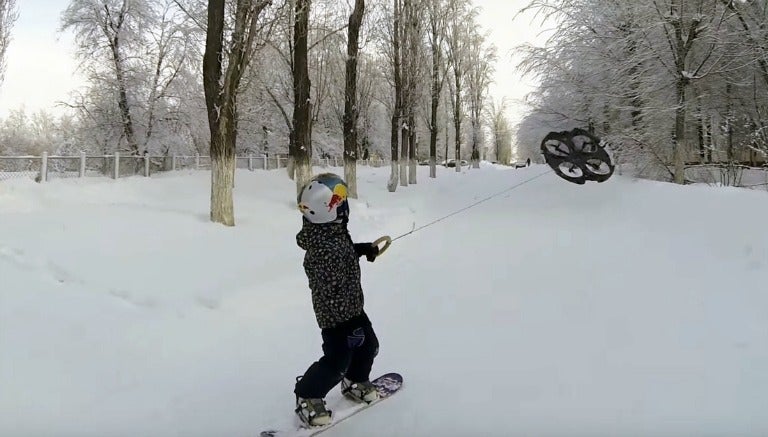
[0,152,388,182]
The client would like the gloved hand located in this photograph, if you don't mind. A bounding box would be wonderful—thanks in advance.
[354,242,380,262]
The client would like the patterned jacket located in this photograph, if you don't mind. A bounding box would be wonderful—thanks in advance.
[296,219,370,329]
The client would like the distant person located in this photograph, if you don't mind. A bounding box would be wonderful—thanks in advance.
[526,158,531,167]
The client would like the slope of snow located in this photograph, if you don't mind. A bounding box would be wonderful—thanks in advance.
[1,165,767,436]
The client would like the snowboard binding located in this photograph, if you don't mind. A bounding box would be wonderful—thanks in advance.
[295,397,332,427]
[341,379,380,404]
[541,128,614,185]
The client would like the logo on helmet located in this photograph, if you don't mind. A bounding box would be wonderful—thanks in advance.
[297,173,349,223]
[327,183,347,212]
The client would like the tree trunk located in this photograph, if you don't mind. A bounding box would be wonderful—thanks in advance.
[454,72,462,173]
[444,135,448,167]
[203,0,235,226]
[706,114,713,163]
[293,0,312,195]
[673,77,686,184]
[388,0,402,192]
[444,104,449,167]
[471,119,480,168]
[343,0,365,198]
[108,6,138,155]
[401,0,419,185]
[388,113,400,192]
[671,1,688,185]
[429,40,439,178]
[697,117,705,164]
[400,121,409,186]
[726,82,734,164]
[203,0,271,224]
[287,127,296,179]
[452,59,463,173]
[455,122,461,172]
[210,133,236,226]
[697,99,706,164]
[344,159,357,198]
[408,115,417,183]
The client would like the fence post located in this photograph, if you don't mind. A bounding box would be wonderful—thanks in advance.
[262,154,268,170]
[277,155,282,168]
[248,153,253,171]
[172,155,177,171]
[144,154,150,177]
[79,151,86,178]
[40,151,48,182]
[196,153,201,169]
[334,156,339,167]
[114,152,120,179]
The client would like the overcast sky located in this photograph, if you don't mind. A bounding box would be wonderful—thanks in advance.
[0,0,549,123]
[0,0,83,118]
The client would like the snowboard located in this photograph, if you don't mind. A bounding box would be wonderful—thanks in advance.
[260,373,403,437]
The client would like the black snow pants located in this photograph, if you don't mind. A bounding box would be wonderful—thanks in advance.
[294,313,379,399]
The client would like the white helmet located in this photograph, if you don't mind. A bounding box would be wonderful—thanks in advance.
[297,173,349,224]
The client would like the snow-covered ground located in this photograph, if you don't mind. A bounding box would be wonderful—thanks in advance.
[1,164,767,436]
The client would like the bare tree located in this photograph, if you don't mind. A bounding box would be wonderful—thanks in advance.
[487,97,511,164]
[203,0,274,225]
[259,1,349,181]
[387,0,403,191]
[465,29,495,168]
[354,55,381,161]
[425,0,449,178]
[0,0,17,87]
[387,0,424,188]
[343,0,365,198]
[445,0,473,173]
[403,0,424,184]
[292,0,313,194]
[62,0,199,162]
[62,0,144,154]
[658,0,720,183]
[141,1,195,154]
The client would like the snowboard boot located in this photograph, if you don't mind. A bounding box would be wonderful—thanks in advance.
[341,378,379,404]
[295,396,332,427]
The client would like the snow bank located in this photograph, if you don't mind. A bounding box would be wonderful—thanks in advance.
[1,165,767,436]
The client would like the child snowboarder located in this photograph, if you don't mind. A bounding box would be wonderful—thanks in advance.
[293,173,382,427]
